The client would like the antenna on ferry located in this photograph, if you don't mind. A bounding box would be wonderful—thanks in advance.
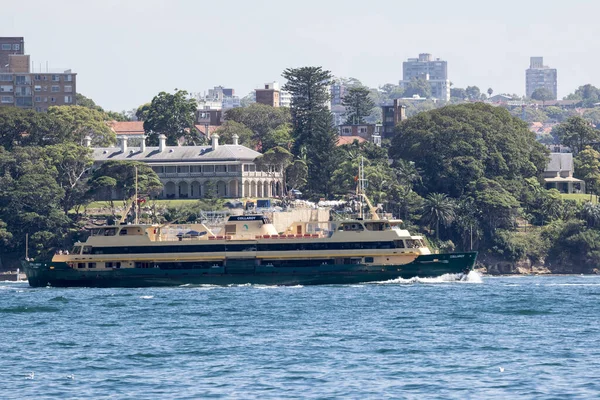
[135,166,138,225]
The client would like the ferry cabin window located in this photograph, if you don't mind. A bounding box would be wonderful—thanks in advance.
[365,222,389,231]
[77,262,85,269]
[394,240,405,248]
[82,246,92,254]
[341,223,364,232]
[71,246,82,254]
[88,262,97,268]
[91,228,117,236]
[405,239,420,248]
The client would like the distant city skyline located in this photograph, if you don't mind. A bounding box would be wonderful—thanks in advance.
[1,0,598,111]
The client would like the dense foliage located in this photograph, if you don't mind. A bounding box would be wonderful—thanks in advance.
[283,66,338,197]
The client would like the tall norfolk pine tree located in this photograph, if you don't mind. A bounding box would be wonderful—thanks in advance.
[282,67,338,197]
[342,86,375,125]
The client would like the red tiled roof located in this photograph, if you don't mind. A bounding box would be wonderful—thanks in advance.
[337,136,367,146]
[110,121,145,135]
[194,124,220,137]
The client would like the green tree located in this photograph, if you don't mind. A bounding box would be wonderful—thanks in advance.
[465,86,481,101]
[283,66,338,197]
[531,87,555,103]
[450,88,467,100]
[44,143,94,213]
[403,78,432,98]
[47,105,116,146]
[143,90,198,146]
[75,93,104,112]
[390,103,549,198]
[136,103,151,121]
[342,86,375,124]
[286,159,308,191]
[575,146,600,201]
[213,120,254,147]
[224,103,291,151]
[552,116,600,155]
[262,124,293,152]
[0,146,70,257]
[471,178,520,235]
[421,193,455,240]
[0,107,70,150]
[565,84,600,107]
[88,161,163,202]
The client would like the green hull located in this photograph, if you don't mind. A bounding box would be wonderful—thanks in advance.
[21,252,477,288]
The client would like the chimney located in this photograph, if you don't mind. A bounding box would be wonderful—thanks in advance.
[84,135,92,148]
[141,135,146,152]
[211,133,219,150]
[158,134,167,152]
[232,133,239,145]
[119,136,128,153]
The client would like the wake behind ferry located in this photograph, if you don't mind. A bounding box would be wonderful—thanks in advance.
[22,215,476,287]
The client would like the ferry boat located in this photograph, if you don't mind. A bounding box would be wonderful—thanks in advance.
[22,215,477,287]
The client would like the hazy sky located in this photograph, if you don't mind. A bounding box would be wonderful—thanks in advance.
[2,0,598,111]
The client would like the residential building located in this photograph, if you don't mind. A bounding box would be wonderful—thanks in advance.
[198,86,240,110]
[543,153,584,194]
[330,81,347,106]
[196,108,223,127]
[400,53,450,101]
[255,82,280,107]
[0,37,76,111]
[339,123,381,146]
[279,88,292,108]
[380,99,407,139]
[330,104,346,127]
[526,57,557,99]
[88,134,284,200]
[0,37,24,69]
[222,96,241,110]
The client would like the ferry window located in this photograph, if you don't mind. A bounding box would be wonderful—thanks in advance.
[119,229,128,236]
[364,257,374,263]
[365,222,385,231]
[115,262,121,269]
[88,262,96,268]
[82,246,92,254]
[103,228,117,236]
[405,240,419,248]
[71,246,81,254]
[135,262,150,269]
[394,240,405,248]
[77,263,85,269]
[106,262,113,268]
[225,224,236,235]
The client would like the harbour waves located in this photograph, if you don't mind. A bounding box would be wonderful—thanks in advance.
[2,276,600,398]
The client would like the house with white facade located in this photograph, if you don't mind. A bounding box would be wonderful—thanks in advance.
[88,133,284,200]
[543,153,584,194]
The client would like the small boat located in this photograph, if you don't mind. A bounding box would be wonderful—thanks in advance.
[21,215,476,287]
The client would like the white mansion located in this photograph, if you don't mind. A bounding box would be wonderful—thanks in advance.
[89,133,284,200]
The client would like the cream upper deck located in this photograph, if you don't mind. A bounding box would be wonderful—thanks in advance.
[72,216,429,252]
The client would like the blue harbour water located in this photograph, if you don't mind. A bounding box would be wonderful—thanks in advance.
[2,273,600,399]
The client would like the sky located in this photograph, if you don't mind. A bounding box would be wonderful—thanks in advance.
[2,0,599,112]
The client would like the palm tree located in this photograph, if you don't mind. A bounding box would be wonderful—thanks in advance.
[421,193,456,240]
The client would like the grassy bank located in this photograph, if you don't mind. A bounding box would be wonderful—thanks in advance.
[560,193,598,203]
